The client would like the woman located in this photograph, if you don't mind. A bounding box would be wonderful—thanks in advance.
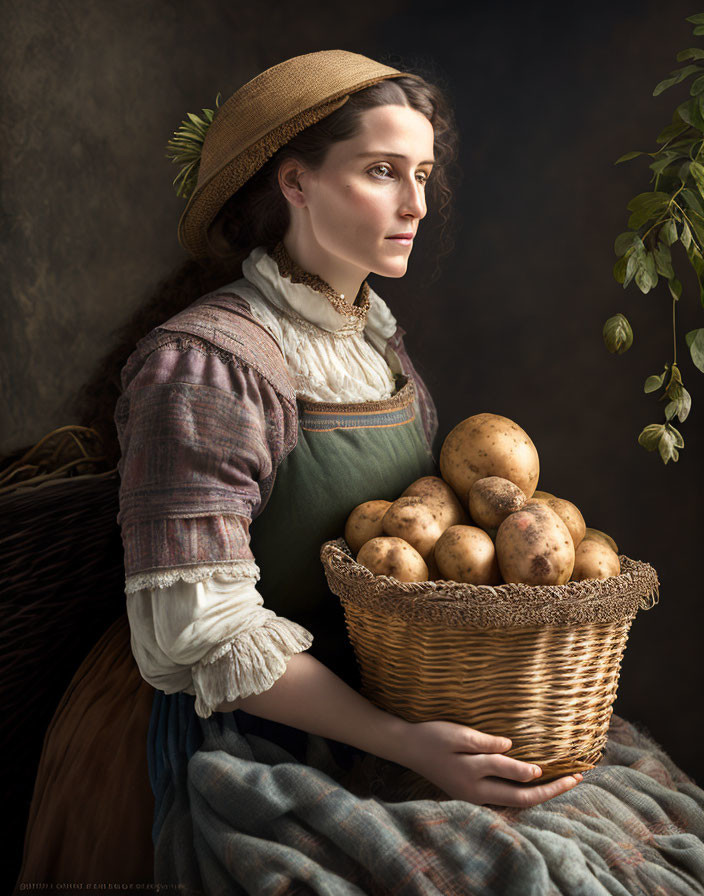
[18,49,704,895]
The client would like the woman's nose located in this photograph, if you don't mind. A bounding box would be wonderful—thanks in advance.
[399,180,426,220]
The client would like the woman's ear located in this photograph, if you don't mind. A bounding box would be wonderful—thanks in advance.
[278,159,307,208]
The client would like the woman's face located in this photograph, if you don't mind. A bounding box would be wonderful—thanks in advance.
[281,103,435,288]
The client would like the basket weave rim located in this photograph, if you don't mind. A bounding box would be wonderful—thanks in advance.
[320,537,660,627]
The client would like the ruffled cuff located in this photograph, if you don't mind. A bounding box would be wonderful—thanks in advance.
[124,560,261,594]
[191,616,314,719]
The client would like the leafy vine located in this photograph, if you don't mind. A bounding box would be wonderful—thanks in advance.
[604,12,704,464]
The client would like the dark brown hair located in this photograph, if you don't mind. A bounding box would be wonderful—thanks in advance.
[72,67,460,468]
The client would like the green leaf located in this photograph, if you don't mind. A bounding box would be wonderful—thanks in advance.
[681,219,693,248]
[683,185,704,218]
[657,121,690,144]
[692,74,704,95]
[614,231,640,255]
[668,277,683,300]
[689,215,704,251]
[684,241,704,306]
[635,267,652,292]
[678,97,704,130]
[694,25,704,36]
[613,254,628,284]
[664,384,692,422]
[644,370,667,393]
[638,423,664,451]
[603,313,634,353]
[678,47,704,60]
[654,242,675,278]
[654,64,702,96]
[624,242,645,288]
[660,219,678,245]
[658,424,685,464]
[685,327,704,370]
[635,251,658,292]
[669,363,684,386]
[627,193,671,230]
[628,208,652,230]
[679,159,693,180]
[670,420,684,442]
[627,191,672,212]
[615,150,646,163]
[686,13,704,24]
[682,162,704,196]
[650,152,681,174]
[657,107,690,144]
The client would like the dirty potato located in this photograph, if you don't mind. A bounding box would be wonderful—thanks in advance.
[583,527,619,554]
[439,413,540,509]
[572,539,620,581]
[345,499,393,555]
[468,476,526,529]
[401,475,469,528]
[532,495,586,549]
[356,536,429,582]
[495,501,575,585]
[382,495,447,561]
[531,490,555,502]
[434,525,501,585]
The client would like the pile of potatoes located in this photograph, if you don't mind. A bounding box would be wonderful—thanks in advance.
[344,412,621,586]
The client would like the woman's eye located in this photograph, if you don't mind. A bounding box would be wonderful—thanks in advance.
[369,164,393,178]
[369,164,428,185]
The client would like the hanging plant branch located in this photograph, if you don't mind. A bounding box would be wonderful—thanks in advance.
[605,12,704,464]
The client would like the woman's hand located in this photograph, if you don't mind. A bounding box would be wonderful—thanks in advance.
[398,719,582,808]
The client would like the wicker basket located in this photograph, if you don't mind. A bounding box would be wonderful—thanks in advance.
[320,537,659,783]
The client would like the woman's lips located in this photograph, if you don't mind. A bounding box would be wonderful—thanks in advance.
[386,236,413,245]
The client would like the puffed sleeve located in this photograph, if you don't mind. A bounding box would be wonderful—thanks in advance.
[126,569,313,719]
[114,331,312,718]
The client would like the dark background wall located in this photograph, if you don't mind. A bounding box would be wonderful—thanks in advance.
[3,0,702,875]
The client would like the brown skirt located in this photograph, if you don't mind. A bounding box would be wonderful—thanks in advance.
[15,614,155,889]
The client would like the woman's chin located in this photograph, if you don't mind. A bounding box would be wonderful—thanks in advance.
[371,255,410,278]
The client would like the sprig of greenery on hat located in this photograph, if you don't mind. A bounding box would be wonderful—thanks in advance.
[165,93,223,200]
[605,12,704,464]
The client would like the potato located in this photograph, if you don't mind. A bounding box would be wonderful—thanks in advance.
[530,495,586,549]
[495,501,575,585]
[571,538,620,581]
[356,536,428,582]
[401,475,469,528]
[344,499,392,555]
[439,413,540,509]
[382,495,446,561]
[531,490,555,502]
[468,476,526,529]
[434,525,501,585]
[584,527,619,554]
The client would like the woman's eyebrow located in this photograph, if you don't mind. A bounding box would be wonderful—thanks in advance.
[356,151,435,165]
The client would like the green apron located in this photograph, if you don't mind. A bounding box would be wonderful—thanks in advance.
[248,372,438,691]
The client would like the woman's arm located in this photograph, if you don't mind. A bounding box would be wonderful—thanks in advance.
[214,650,409,764]
[216,652,584,808]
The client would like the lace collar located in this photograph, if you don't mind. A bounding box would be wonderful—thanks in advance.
[241,241,373,335]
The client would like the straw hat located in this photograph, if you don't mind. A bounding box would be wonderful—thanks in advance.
[171,50,421,259]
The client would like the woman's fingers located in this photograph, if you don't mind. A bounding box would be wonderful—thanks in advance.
[474,752,543,783]
[479,773,582,809]
[458,726,512,754]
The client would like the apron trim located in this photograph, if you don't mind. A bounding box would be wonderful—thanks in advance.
[298,375,415,415]
[297,377,417,431]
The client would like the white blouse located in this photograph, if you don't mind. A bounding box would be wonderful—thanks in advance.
[126,244,404,718]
